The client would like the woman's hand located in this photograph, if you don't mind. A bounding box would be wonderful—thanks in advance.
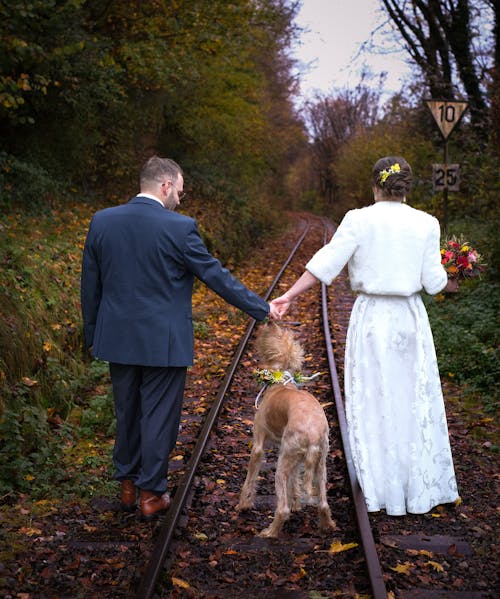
[269,270,320,320]
[444,278,459,293]
[270,296,291,320]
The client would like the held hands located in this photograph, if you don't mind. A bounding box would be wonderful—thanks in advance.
[269,295,291,320]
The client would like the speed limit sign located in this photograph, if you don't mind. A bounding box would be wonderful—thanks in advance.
[433,164,460,191]
[426,100,468,139]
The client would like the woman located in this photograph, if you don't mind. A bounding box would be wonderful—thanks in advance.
[271,156,459,515]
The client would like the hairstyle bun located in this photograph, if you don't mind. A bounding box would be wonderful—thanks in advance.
[372,156,412,199]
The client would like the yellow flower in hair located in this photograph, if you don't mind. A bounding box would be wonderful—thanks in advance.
[379,162,401,185]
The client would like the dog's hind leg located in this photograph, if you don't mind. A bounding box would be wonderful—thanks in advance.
[303,455,315,502]
[316,439,336,532]
[287,461,302,512]
[236,427,265,511]
[259,450,295,537]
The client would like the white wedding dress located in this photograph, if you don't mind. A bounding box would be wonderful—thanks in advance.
[306,201,459,515]
[345,293,458,515]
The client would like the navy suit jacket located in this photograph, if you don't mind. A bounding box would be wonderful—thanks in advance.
[81,196,269,366]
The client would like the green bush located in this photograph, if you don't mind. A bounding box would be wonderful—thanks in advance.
[423,218,499,412]
[80,393,115,438]
[425,281,499,411]
[0,391,66,497]
[0,152,63,211]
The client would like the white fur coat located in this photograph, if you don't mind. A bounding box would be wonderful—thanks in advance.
[306,201,448,296]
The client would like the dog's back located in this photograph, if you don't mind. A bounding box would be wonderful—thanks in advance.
[256,384,328,446]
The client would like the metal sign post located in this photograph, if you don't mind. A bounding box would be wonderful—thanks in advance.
[425,99,468,231]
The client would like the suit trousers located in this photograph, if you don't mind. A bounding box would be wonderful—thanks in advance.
[109,363,187,494]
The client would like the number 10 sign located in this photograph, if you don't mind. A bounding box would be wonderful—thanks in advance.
[425,100,468,139]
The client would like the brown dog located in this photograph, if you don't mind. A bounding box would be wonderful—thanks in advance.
[236,323,336,537]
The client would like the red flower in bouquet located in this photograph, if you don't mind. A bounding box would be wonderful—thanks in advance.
[440,236,484,280]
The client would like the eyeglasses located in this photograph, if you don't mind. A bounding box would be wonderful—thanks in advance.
[161,180,186,200]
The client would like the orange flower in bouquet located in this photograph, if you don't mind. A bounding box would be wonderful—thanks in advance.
[441,236,484,280]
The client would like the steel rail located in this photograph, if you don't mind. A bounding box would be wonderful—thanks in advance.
[135,221,311,599]
[320,224,387,599]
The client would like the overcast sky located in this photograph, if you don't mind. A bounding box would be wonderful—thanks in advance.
[292,0,413,99]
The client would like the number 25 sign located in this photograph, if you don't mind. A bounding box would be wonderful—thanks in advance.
[433,163,460,192]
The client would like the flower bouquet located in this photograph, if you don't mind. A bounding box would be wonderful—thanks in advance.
[441,236,484,279]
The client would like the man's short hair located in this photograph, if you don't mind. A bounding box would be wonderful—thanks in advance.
[140,156,182,188]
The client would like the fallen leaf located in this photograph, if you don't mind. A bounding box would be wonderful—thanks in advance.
[19,526,42,536]
[172,577,190,589]
[425,560,445,572]
[447,543,463,557]
[407,549,434,558]
[289,567,307,581]
[390,562,413,575]
[328,540,358,553]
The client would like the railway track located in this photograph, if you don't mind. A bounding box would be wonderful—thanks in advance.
[134,216,387,598]
[6,214,490,599]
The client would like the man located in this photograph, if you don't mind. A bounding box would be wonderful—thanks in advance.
[81,156,272,520]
